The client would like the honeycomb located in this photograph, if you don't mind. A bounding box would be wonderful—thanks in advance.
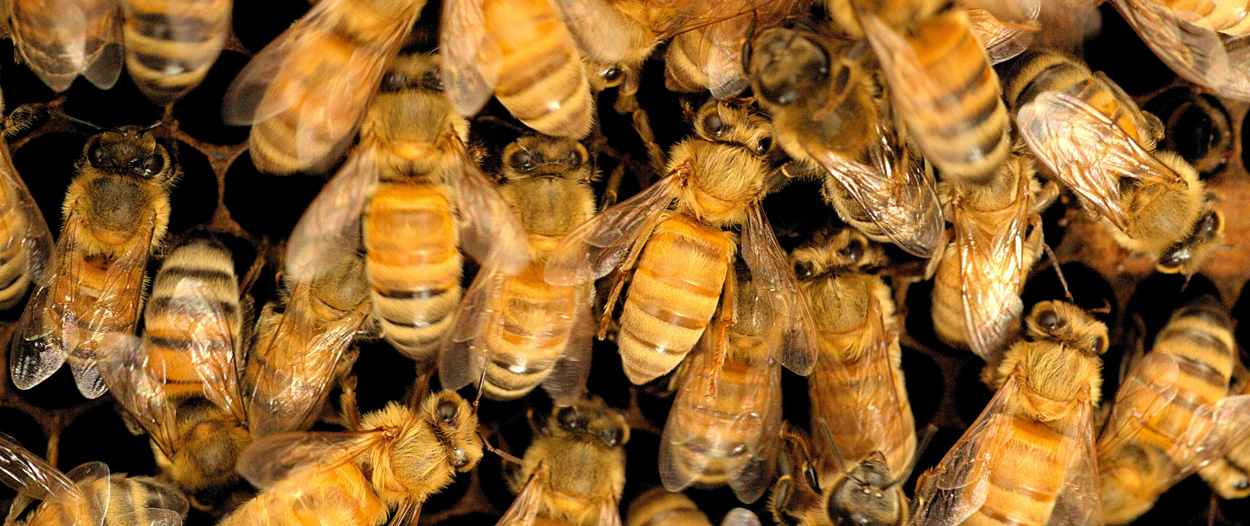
[1,1,1249,525]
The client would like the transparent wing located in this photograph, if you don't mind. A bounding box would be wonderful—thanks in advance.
[0,431,82,501]
[96,334,179,456]
[740,202,816,376]
[9,0,122,91]
[495,465,543,526]
[437,266,504,393]
[597,497,623,526]
[959,0,1040,25]
[964,6,1037,65]
[1111,0,1250,100]
[1047,390,1102,526]
[63,461,110,526]
[236,429,391,489]
[446,138,531,275]
[553,0,638,64]
[162,278,245,422]
[701,0,805,98]
[953,181,1035,362]
[117,508,183,526]
[9,212,80,391]
[123,477,190,518]
[441,0,498,117]
[0,144,53,293]
[912,375,1021,526]
[1017,91,1184,231]
[541,290,595,406]
[80,5,123,90]
[1097,351,1181,460]
[806,134,943,258]
[285,145,377,282]
[721,508,762,526]
[543,166,685,286]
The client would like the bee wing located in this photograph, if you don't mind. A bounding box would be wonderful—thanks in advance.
[1205,394,1250,460]
[387,499,423,526]
[1097,350,1182,458]
[0,432,83,502]
[740,202,816,376]
[543,167,685,286]
[96,334,180,457]
[117,508,183,526]
[440,0,499,118]
[553,0,638,65]
[912,375,1021,526]
[729,358,783,503]
[236,429,391,489]
[495,465,544,526]
[9,0,122,91]
[9,212,81,391]
[964,6,1036,65]
[245,283,369,438]
[720,509,762,526]
[959,0,1040,26]
[1016,91,1182,231]
[680,16,751,99]
[446,139,531,275]
[285,146,378,282]
[597,497,624,526]
[1046,390,1101,526]
[953,187,1035,362]
[438,266,504,393]
[1110,0,1250,100]
[63,461,111,526]
[0,145,53,289]
[650,0,790,40]
[163,278,246,423]
[80,8,123,90]
[540,288,595,405]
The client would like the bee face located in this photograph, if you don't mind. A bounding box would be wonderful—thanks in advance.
[791,227,884,280]
[502,136,591,181]
[407,392,483,473]
[1025,301,1108,357]
[550,400,629,448]
[749,28,832,107]
[84,127,174,182]
[828,459,902,526]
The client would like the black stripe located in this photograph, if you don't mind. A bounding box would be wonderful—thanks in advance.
[374,285,454,300]
[148,335,234,351]
[155,266,236,287]
[146,295,238,316]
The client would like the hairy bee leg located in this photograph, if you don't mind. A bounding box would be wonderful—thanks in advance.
[600,161,628,210]
[598,216,664,339]
[339,375,361,431]
[613,77,665,179]
[706,268,738,399]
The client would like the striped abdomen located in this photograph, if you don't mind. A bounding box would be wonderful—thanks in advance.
[122,0,231,104]
[810,325,915,477]
[143,236,240,403]
[9,0,122,92]
[218,463,387,526]
[484,0,593,138]
[480,260,586,400]
[901,10,1009,183]
[618,215,733,385]
[961,414,1073,526]
[930,241,968,350]
[0,173,33,310]
[364,182,461,361]
[31,475,187,526]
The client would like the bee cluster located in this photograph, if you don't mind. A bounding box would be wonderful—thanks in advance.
[0,1,1249,526]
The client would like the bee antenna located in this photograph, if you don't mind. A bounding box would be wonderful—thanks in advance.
[477,430,524,466]
[1041,242,1073,303]
[50,111,102,131]
[888,424,937,489]
[472,358,488,411]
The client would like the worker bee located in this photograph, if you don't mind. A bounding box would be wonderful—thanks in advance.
[769,425,925,526]
[745,25,943,257]
[498,396,629,526]
[834,0,1013,183]
[245,252,371,438]
[662,0,806,98]
[1105,0,1250,100]
[1098,295,1250,524]
[441,0,594,138]
[1007,51,1225,276]
[6,0,123,92]
[544,98,816,385]
[627,488,762,526]
[97,232,252,502]
[218,389,484,526]
[928,147,1053,361]
[790,227,916,480]
[658,272,784,504]
[911,301,1106,526]
[286,52,530,363]
[0,433,190,526]
[0,95,54,311]
[439,134,597,403]
[10,124,178,399]
[1199,359,1250,499]
[121,0,232,104]
[222,0,427,174]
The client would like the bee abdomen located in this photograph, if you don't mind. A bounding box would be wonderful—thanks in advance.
[811,344,916,475]
[930,249,969,349]
[617,217,731,385]
[0,237,31,311]
[122,0,230,104]
[481,267,580,399]
[967,416,1068,526]
[365,183,462,361]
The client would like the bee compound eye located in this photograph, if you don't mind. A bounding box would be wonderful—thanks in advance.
[1036,310,1064,331]
[436,400,457,424]
[511,151,533,170]
[840,241,863,262]
[563,149,580,167]
[703,113,725,137]
[87,139,107,167]
[139,154,164,177]
[794,261,814,279]
[756,136,772,155]
[556,407,579,429]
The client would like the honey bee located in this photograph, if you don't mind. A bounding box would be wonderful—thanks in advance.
[1006,50,1226,276]
[121,0,232,104]
[219,390,484,526]
[1104,0,1250,100]
[439,134,597,403]
[441,0,594,139]
[0,433,190,526]
[1097,295,1250,524]
[789,227,916,480]
[97,232,252,501]
[1198,359,1250,499]
[961,0,1039,65]
[911,301,1107,526]
[498,396,629,526]
[658,272,783,504]
[745,26,943,257]
[662,0,806,98]
[830,0,1014,183]
[928,147,1053,361]
[627,488,763,526]
[286,52,530,363]
[245,252,371,438]
[0,95,54,311]
[10,124,178,399]
[544,98,816,385]
[222,0,427,174]
[6,0,123,92]
[769,426,923,526]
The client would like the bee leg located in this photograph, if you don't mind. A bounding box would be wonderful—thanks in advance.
[706,271,738,398]
[613,75,665,179]
[600,161,628,210]
[339,375,360,431]
[598,217,663,339]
